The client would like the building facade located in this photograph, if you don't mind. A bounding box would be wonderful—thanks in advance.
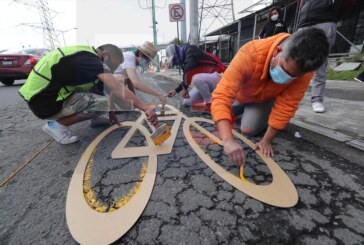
[202,0,364,63]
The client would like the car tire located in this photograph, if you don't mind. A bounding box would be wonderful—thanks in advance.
[1,79,15,86]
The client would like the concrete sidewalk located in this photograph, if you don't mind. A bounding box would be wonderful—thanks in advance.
[152,69,364,152]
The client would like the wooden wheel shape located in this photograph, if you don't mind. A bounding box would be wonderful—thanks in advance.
[183,117,299,208]
[66,108,182,245]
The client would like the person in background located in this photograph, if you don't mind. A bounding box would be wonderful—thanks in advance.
[212,45,218,56]
[19,44,158,144]
[165,43,226,111]
[354,70,364,83]
[211,28,329,166]
[296,0,353,113]
[113,41,166,106]
[259,6,288,39]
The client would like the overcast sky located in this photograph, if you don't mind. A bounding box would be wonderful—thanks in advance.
[0,0,257,50]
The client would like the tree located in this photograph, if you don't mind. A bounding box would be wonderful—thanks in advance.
[169,38,185,45]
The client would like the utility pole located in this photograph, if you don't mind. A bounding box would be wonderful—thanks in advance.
[151,0,160,72]
[190,0,199,45]
[180,0,187,43]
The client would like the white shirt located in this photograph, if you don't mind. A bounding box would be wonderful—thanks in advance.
[114,51,136,74]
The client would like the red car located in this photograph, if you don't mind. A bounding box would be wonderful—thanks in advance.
[0,48,49,86]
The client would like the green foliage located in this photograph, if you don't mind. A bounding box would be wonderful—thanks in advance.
[348,53,364,63]
[326,65,364,80]
[169,38,185,45]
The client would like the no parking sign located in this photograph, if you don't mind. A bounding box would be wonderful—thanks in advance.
[169,3,185,22]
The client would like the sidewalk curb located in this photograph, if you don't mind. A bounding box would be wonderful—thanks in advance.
[285,123,364,167]
[290,119,364,152]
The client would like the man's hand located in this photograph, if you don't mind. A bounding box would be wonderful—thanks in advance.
[255,140,274,158]
[158,94,167,106]
[182,88,190,99]
[145,108,158,127]
[223,139,246,166]
[108,111,120,126]
[167,90,177,97]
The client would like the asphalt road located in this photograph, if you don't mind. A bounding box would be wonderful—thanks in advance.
[0,80,24,108]
[0,74,363,244]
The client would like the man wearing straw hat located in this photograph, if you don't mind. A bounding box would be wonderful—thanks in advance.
[114,41,166,106]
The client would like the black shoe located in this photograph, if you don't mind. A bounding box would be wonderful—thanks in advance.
[354,72,364,83]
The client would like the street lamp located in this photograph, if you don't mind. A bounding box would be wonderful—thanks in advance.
[59,27,78,46]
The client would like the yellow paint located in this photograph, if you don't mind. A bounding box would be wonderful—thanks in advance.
[151,123,171,145]
[83,153,148,213]
[239,164,251,184]
[83,156,109,212]
[111,163,147,211]
[191,122,253,185]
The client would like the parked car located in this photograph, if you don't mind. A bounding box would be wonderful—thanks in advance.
[0,48,49,86]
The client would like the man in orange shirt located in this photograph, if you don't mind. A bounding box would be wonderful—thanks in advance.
[211,28,329,166]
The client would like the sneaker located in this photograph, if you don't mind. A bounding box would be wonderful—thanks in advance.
[354,73,364,83]
[42,121,79,144]
[90,114,110,128]
[312,102,325,113]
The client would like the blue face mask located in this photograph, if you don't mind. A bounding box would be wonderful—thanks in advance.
[139,58,149,68]
[269,57,296,84]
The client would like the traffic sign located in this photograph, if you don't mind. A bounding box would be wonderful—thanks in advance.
[169,3,185,22]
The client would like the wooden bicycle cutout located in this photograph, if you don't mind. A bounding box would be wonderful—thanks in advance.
[66,105,298,244]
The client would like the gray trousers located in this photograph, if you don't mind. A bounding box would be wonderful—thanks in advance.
[233,100,275,136]
[298,22,337,103]
[183,72,221,106]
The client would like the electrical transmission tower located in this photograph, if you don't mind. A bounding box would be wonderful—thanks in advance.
[37,0,61,49]
[199,0,235,38]
[14,0,60,50]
